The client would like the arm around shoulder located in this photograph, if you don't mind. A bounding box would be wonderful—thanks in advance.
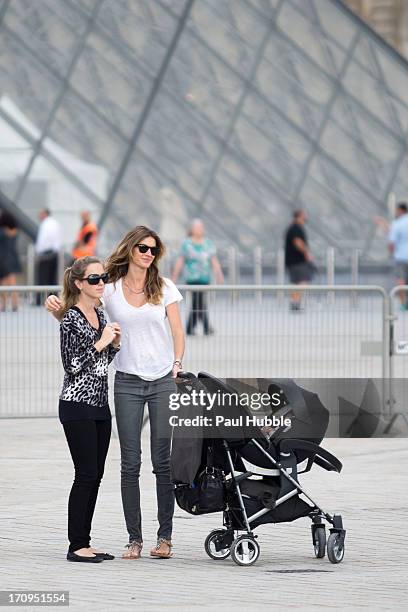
[45,294,64,322]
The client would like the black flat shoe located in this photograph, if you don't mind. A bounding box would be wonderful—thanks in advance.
[67,551,103,563]
[93,552,115,560]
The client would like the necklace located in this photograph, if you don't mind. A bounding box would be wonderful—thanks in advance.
[124,280,145,295]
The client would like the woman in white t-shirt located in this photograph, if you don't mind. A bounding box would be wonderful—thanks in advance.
[46,226,184,560]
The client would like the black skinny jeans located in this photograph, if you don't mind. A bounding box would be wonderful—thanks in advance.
[63,419,111,552]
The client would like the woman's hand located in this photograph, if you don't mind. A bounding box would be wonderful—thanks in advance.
[172,361,183,379]
[95,325,116,352]
[45,294,63,321]
[110,321,121,347]
[45,294,62,312]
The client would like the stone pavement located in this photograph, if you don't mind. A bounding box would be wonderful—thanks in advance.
[0,418,407,611]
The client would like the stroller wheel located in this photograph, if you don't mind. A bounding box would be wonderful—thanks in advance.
[327,532,345,564]
[230,535,260,567]
[312,526,326,558]
[204,529,232,560]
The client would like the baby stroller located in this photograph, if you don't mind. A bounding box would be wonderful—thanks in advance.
[171,371,346,567]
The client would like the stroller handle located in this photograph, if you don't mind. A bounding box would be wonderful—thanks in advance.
[279,438,343,473]
[176,371,197,381]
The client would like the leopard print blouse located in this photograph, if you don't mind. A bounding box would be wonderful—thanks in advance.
[59,306,119,422]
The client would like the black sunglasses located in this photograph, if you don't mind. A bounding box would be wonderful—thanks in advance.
[136,243,160,256]
[81,273,109,285]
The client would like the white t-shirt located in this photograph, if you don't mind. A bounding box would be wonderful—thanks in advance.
[102,277,183,381]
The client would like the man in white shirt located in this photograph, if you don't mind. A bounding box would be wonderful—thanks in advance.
[35,208,61,303]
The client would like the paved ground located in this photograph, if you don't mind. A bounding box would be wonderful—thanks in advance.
[1,418,407,611]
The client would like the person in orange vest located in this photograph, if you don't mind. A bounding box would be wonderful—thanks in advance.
[72,211,98,261]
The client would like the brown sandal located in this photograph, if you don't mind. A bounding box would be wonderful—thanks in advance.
[150,538,173,558]
[122,541,143,559]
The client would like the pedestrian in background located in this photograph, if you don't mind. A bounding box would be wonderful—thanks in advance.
[72,210,98,261]
[35,208,61,304]
[388,202,408,309]
[172,219,224,335]
[284,209,314,311]
[0,210,22,312]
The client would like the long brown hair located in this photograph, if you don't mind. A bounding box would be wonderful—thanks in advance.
[105,226,165,305]
[61,256,103,317]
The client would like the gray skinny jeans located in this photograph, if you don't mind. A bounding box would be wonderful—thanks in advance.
[114,370,176,543]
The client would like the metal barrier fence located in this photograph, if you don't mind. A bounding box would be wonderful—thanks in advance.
[387,286,408,431]
[0,286,62,418]
[0,284,391,418]
[180,285,388,379]
[389,285,408,380]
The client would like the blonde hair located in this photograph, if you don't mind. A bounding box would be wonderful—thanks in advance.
[105,226,165,305]
[61,256,103,317]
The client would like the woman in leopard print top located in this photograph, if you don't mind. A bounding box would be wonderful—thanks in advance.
[58,256,121,564]
[59,306,118,420]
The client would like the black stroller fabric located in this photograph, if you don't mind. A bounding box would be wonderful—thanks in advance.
[173,437,226,515]
[170,376,207,485]
[170,425,203,486]
[229,491,312,530]
[240,478,280,509]
[175,467,225,515]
